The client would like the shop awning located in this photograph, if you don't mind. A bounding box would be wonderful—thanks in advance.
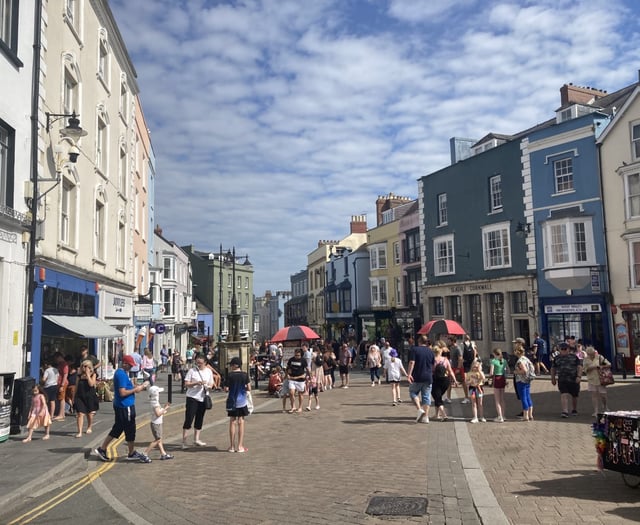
[43,315,123,338]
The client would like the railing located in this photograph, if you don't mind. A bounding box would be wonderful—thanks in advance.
[0,204,30,226]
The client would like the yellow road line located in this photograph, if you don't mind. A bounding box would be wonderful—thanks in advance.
[8,408,183,525]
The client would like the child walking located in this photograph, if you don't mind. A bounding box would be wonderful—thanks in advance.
[305,372,320,410]
[383,349,408,405]
[466,359,486,423]
[225,357,250,453]
[23,385,51,442]
[143,386,173,461]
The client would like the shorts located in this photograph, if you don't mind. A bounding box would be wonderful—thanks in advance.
[493,375,506,389]
[308,386,318,395]
[289,380,306,393]
[558,380,580,397]
[339,365,350,375]
[109,405,137,443]
[228,406,249,418]
[587,383,607,394]
[452,367,465,382]
[150,422,163,440]
[409,382,432,406]
[469,386,483,398]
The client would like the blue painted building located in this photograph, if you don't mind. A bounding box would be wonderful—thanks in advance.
[524,84,634,360]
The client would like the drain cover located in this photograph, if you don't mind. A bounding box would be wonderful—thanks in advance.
[365,496,427,516]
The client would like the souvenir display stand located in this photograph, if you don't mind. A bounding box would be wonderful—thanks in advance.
[593,411,640,488]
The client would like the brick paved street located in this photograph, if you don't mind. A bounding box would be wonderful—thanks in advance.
[2,370,640,524]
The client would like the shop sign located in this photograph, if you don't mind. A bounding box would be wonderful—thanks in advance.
[104,292,133,318]
[591,269,601,293]
[134,303,152,322]
[544,303,602,314]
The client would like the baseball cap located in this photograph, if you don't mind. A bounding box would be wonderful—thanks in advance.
[229,357,241,366]
[148,386,164,397]
[122,355,136,367]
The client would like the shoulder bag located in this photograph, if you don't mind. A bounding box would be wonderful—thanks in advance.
[197,370,213,410]
[598,355,614,387]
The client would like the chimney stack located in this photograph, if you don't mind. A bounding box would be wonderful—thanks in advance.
[560,83,607,107]
[350,214,367,234]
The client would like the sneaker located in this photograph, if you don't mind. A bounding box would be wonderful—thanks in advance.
[415,409,426,423]
[422,417,429,424]
[126,451,146,462]
[392,402,397,406]
[571,410,578,416]
[160,454,174,460]
[138,453,152,464]
[93,447,110,462]
[194,440,207,447]
[181,442,188,450]
[470,418,479,423]
[461,398,470,404]
[561,412,569,418]
[493,417,504,423]
[397,399,403,403]
[480,417,487,423]
[444,398,452,404]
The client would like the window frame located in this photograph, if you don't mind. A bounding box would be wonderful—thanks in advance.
[369,244,387,271]
[93,194,106,261]
[554,157,574,194]
[632,122,640,161]
[0,118,15,210]
[628,237,640,288]
[437,193,448,226]
[543,217,595,268]
[489,174,502,212]
[59,173,77,247]
[433,234,455,276]
[370,277,388,307]
[624,171,640,219]
[482,222,512,270]
[0,0,22,66]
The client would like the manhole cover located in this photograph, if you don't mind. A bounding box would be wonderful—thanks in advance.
[365,496,427,516]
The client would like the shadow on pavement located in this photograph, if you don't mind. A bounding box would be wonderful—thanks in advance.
[512,470,640,503]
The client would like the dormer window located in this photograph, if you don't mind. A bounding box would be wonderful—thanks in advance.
[556,103,596,123]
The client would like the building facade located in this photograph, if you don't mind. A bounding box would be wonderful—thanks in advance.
[0,0,35,375]
[598,76,640,363]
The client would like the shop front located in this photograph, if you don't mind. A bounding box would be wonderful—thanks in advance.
[540,296,612,360]
[31,266,122,378]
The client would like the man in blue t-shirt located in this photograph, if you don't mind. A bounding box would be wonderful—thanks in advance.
[94,354,150,463]
[407,334,435,424]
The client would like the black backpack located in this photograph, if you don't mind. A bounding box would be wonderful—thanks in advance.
[462,343,474,364]
[434,362,448,379]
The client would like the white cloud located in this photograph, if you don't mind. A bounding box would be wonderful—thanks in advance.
[109,0,638,294]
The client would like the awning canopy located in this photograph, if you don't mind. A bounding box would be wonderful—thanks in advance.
[43,315,123,338]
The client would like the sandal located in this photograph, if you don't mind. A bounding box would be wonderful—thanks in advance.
[74,433,82,438]
[22,438,31,443]
[227,447,236,453]
[86,428,92,434]
[237,447,248,453]
[42,435,50,440]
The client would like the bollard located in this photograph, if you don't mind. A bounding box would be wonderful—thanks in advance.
[167,373,172,404]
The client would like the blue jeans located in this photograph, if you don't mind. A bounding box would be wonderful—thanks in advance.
[516,381,532,410]
[369,367,380,382]
[409,382,432,406]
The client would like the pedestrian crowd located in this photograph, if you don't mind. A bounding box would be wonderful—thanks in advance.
[22,333,613,468]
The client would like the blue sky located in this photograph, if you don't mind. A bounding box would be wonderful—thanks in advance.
[109,0,639,294]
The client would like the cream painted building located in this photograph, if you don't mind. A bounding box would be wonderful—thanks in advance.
[307,216,368,340]
[598,80,640,360]
[27,0,144,375]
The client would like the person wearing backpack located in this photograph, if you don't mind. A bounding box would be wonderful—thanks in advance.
[513,345,535,421]
[432,342,458,420]
[460,335,476,404]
